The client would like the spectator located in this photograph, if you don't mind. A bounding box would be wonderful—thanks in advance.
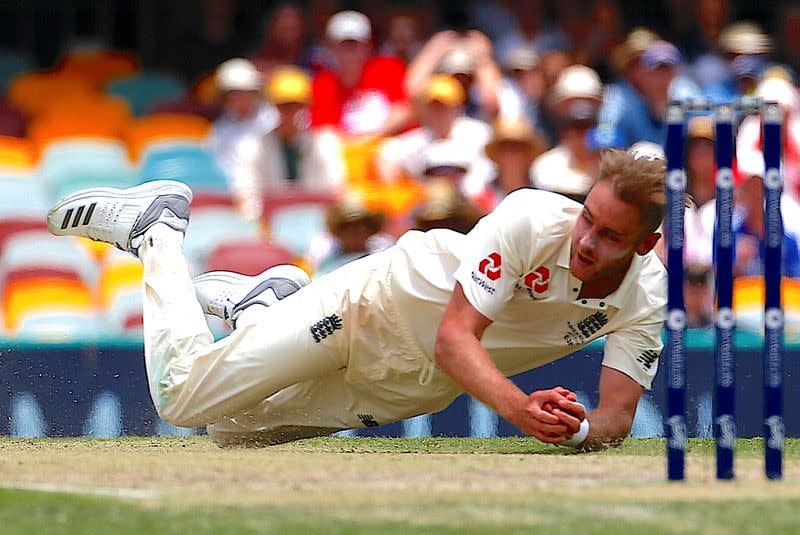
[684,264,713,329]
[250,2,312,73]
[405,30,502,121]
[248,68,344,208]
[379,13,423,65]
[600,39,702,147]
[684,117,716,270]
[532,65,603,203]
[169,0,248,82]
[736,76,800,203]
[310,10,412,137]
[696,21,773,104]
[482,117,545,208]
[578,0,624,81]
[378,74,492,194]
[493,1,569,63]
[497,47,547,142]
[211,58,278,216]
[307,192,394,275]
[413,178,481,234]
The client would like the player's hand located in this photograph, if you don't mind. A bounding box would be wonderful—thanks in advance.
[505,387,576,443]
[545,394,587,437]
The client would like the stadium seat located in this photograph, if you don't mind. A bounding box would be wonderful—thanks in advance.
[39,140,137,200]
[125,113,210,160]
[15,310,100,342]
[0,136,35,170]
[37,93,131,127]
[7,71,94,117]
[106,73,186,116]
[205,240,297,275]
[268,204,329,256]
[97,250,143,309]
[0,101,27,138]
[57,49,139,89]
[0,50,34,93]
[0,175,50,252]
[139,144,228,193]
[733,276,800,335]
[183,208,261,274]
[28,108,130,155]
[2,276,95,335]
[0,231,98,289]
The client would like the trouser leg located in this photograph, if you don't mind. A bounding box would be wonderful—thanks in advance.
[140,225,347,428]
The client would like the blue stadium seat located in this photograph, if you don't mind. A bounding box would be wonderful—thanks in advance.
[0,174,49,218]
[139,144,229,194]
[15,310,100,342]
[270,204,328,256]
[106,73,186,116]
[39,140,137,201]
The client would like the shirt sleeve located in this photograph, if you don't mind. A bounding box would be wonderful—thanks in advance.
[602,314,665,390]
[453,191,537,321]
[310,71,340,128]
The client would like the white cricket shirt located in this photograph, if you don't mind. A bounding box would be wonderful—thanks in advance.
[390,189,667,389]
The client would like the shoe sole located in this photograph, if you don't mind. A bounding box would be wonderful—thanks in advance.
[193,265,310,287]
[49,180,193,220]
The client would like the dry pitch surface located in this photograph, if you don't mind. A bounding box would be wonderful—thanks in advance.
[1,436,799,534]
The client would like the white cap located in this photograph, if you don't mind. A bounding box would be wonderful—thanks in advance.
[216,58,262,92]
[629,141,665,161]
[552,65,602,102]
[326,10,372,43]
[439,46,475,75]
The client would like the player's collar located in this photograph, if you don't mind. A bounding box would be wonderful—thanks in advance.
[601,254,643,309]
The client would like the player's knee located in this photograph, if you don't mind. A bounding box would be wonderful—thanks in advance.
[155,400,209,429]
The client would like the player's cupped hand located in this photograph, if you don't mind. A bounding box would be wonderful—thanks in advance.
[508,387,582,443]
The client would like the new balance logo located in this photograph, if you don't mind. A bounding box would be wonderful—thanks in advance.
[310,313,343,343]
[358,414,379,427]
[60,202,96,230]
[636,350,659,370]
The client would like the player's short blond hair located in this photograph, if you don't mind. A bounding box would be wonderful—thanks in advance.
[595,149,666,236]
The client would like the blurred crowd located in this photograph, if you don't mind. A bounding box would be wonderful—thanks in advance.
[2,0,800,338]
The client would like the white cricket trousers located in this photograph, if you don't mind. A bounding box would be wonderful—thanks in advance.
[140,225,461,446]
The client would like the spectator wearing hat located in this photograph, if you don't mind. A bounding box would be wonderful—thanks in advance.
[413,178,482,234]
[481,117,545,209]
[497,47,547,143]
[306,192,394,275]
[599,40,701,147]
[212,58,279,201]
[405,30,502,121]
[378,74,492,196]
[532,65,604,203]
[310,10,412,137]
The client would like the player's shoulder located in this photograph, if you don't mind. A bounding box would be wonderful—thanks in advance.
[632,250,668,311]
[497,188,582,217]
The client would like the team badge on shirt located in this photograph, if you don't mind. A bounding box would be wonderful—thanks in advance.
[478,252,502,281]
[522,266,550,298]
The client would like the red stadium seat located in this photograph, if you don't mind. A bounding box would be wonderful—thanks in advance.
[205,241,297,275]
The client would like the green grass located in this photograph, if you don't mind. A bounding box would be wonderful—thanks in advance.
[1,437,800,534]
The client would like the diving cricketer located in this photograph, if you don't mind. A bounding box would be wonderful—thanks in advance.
[47,148,666,450]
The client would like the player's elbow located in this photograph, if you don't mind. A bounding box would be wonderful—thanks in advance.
[433,320,461,369]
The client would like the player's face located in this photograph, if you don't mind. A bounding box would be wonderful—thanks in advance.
[570,181,653,284]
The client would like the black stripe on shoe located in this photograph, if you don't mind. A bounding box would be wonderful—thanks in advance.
[83,202,96,225]
[71,206,85,228]
[61,208,74,230]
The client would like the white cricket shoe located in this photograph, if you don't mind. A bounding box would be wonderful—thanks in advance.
[193,265,311,327]
[47,180,193,256]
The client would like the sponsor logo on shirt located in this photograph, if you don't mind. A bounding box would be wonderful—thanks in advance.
[310,313,343,343]
[478,252,502,280]
[564,311,608,346]
[471,271,497,294]
[522,266,550,298]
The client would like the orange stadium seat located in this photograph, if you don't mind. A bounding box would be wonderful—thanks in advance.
[3,276,94,333]
[57,49,139,89]
[97,252,143,309]
[28,114,125,154]
[733,276,800,333]
[342,137,383,185]
[125,113,211,161]
[38,93,132,126]
[7,71,94,117]
[0,136,35,169]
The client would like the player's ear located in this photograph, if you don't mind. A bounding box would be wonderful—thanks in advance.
[636,232,661,255]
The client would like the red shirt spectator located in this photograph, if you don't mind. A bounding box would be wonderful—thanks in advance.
[311,10,412,136]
